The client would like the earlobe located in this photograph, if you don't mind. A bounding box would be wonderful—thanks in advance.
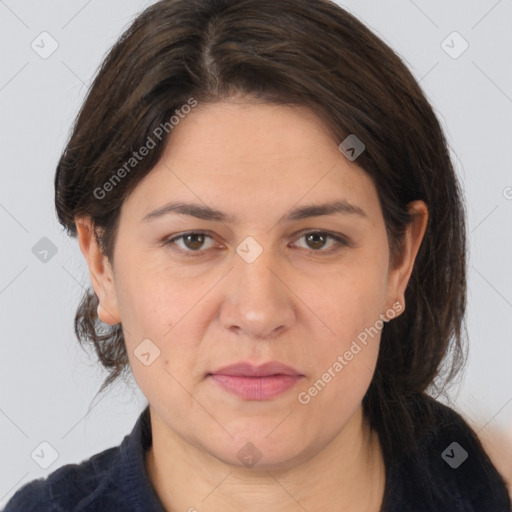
[75,217,121,325]
[386,200,429,315]
[97,303,121,325]
[382,299,404,321]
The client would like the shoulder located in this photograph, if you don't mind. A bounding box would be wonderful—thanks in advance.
[1,477,56,512]
[2,445,120,512]
[385,394,512,511]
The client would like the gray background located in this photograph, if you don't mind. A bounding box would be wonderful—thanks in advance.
[1,0,511,505]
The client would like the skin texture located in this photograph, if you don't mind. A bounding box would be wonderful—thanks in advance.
[76,100,428,512]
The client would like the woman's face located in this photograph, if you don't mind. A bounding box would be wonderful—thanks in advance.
[80,100,426,469]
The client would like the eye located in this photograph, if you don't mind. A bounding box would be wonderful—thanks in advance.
[163,231,218,255]
[292,231,350,253]
[163,230,350,256]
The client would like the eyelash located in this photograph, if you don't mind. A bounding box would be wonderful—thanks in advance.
[162,230,350,257]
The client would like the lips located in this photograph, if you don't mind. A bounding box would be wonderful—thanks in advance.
[207,361,304,400]
[208,361,303,378]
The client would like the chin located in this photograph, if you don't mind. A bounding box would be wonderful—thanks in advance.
[205,434,312,472]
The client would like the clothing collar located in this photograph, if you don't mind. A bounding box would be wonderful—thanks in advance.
[118,404,166,511]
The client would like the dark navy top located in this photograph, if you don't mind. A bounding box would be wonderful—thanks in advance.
[3,396,511,511]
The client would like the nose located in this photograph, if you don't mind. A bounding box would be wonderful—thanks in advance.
[219,242,296,340]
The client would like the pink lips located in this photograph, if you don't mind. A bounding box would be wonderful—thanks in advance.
[208,361,304,400]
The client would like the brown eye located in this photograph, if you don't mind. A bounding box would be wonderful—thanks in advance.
[182,233,207,251]
[164,230,349,257]
[305,233,328,250]
[293,231,349,253]
[164,232,217,255]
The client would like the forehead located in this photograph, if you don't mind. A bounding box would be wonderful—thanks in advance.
[120,101,382,226]
[166,101,340,168]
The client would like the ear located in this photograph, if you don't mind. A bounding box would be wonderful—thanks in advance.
[75,217,121,325]
[385,200,428,317]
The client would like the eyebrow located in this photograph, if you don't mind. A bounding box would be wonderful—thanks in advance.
[141,199,367,224]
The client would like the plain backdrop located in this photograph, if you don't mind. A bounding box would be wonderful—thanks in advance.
[1,0,511,506]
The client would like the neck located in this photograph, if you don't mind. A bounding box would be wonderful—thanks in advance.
[145,405,386,512]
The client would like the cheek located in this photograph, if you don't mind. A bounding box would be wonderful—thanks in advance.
[298,255,387,403]
[313,258,388,349]
[298,327,381,420]
[114,263,206,385]
[113,253,191,337]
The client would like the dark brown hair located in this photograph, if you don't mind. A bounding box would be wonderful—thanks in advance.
[55,0,467,459]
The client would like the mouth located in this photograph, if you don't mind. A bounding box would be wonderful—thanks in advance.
[208,360,303,377]
[207,361,304,400]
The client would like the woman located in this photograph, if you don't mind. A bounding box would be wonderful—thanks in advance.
[4,0,511,510]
